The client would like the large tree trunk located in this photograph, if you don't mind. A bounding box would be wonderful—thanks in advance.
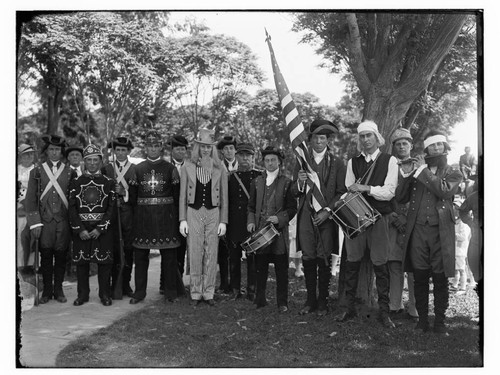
[46,86,65,135]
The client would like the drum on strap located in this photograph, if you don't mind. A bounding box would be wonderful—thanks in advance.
[331,192,381,239]
[241,223,280,255]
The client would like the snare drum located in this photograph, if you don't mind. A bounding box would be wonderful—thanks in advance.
[241,223,280,255]
[331,192,381,239]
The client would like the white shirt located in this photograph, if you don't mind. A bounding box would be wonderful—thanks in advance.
[173,159,184,175]
[266,168,279,186]
[71,165,82,177]
[345,148,398,201]
[225,158,238,172]
[312,148,327,165]
[17,164,34,202]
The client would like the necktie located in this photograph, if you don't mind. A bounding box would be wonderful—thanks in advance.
[52,162,58,174]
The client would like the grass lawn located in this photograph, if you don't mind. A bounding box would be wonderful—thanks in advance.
[56,262,482,368]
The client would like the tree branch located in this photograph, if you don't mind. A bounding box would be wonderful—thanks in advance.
[345,13,371,98]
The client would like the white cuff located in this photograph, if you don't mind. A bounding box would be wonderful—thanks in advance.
[30,223,43,230]
[413,165,427,178]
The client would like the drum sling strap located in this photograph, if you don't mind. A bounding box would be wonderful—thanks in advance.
[357,152,381,185]
[40,162,68,208]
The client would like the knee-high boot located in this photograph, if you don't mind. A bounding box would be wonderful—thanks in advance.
[432,272,449,333]
[317,257,332,314]
[373,263,395,328]
[300,259,318,313]
[342,261,361,319]
[413,268,431,331]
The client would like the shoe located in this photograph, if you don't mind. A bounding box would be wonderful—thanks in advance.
[317,308,328,317]
[159,288,165,295]
[415,320,430,333]
[129,297,144,304]
[123,286,134,298]
[54,294,67,303]
[101,297,112,306]
[166,297,179,303]
[189,299,201,306]
[39,296,51,304]
[336,310,357,322]
[206,299,216,306]
[389,309,404,319]
[232,292,243,300]
[246,293,255,302]
[73,298,88,306]
[299,305,317,315]
[379,315,396,329]
[278,305,289,313]
[294,269,304,278]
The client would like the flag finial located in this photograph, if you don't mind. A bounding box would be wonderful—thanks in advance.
[265,28,271,43]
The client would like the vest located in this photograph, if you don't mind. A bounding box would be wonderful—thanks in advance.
[190,178,214,209]
[352,152,392,214]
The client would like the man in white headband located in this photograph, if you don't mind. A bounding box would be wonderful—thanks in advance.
[340,120,399,329]
[395,131,462,334]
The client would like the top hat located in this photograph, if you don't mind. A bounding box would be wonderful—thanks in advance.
[83,144,103,159]
[18,144,34,155]
[390,128,413,144]
[194,128,217,145]
[236,142,255,155]
[171,135,189,148]
[144,130,163,146]
[309,119,338,135]
[261,145,284,160]
[41,134,67,153]
[217,135,237,150]
[65,145,84,158]
[107,137,134,150]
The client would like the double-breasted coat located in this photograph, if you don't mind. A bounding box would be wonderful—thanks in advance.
[396,164,462,277]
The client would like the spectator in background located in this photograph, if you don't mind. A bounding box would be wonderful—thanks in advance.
[459,147,476,192]
[17,144,36,270]
[451,196,470,295]
[65,145,84,177]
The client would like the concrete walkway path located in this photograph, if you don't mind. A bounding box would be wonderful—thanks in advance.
[18,255,165,368]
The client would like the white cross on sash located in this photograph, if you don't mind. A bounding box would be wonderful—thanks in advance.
[115,161,131,190]
[40,162,69,208]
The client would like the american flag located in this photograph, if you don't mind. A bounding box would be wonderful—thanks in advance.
[265,29,326,212]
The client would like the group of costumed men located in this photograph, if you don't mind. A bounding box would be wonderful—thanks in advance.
[21,117,477,335]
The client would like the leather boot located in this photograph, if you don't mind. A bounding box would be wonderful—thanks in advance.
[374,263,395,329]
[40,248,54,303]
[413,269,431,332]
[122,264,134,297]
[317,257,332,316]
[432,272,449,334]
[299,259,318,314]
[339,261,361,321]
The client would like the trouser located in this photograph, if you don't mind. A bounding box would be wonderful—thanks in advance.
[302,257,332,310]
[244,252,256,297]
[227,240,243,292]
[133,248,179,300]
[255,253,288,307]
[217,239,230,291]
[112,246,134,293]
[388,260,404,310]
[76,263,112,300]
[187,206,220,301]
[40,247,67,298]
[413,269,449,325]
[344,260,390,315]
[406,272,418,317]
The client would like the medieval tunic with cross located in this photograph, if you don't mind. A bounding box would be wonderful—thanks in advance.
[25,160,74,251]
[129,158,181,249]
[68,171,116,264]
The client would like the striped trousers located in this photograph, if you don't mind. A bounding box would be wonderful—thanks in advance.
[187,206,220,300]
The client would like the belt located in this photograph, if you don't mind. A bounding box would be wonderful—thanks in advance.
[79,213,104,221]
[137,197,174,205]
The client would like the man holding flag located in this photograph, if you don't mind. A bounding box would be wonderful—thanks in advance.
[265,30,346,316]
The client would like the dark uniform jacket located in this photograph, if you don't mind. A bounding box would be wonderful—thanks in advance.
[247,172,297,255]
[101,160,137,248]
[226,168,262,244]
[396,163,462,277]
[69,171,116,264]
[25,161,74,251]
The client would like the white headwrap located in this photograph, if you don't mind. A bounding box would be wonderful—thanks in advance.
[357,120,379,134]
[423,134,447,149]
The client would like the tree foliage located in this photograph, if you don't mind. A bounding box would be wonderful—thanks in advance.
[293,12,474,150]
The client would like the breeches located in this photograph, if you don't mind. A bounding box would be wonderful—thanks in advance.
[409,223,444,273]
[345,214,391,265]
